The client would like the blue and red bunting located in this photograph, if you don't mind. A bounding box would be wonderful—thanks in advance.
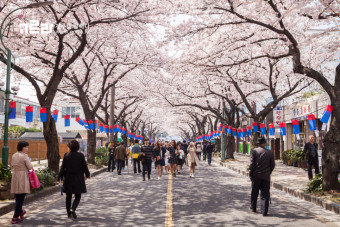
[232,128,236,137]
[64,115,70,127]
[320,105,333,124]
[88,120,94,130]
[76,117,85,126]
[9,101,16,119]
[241,128,245,137]
[308,114,317,131]
[260,123,266,135]
[114,125,118,133]
[227,126,232,134]
[109,126,113,134]
[83,120,89,129]
[269,124,275,136]
[246,126,251,136]
[40,108,47,122]
[99,123,104,132]
[94,120,97,129]
[26,106,33,122]
[279,123,286,136]
[292,120,300,134]
[52,110,58,123]
[252,122,258,133]
[104,125,109,133]
[237,129,242,137]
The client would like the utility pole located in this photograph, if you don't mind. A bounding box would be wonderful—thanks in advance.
[221,107,226,161]
[109,85,115,142]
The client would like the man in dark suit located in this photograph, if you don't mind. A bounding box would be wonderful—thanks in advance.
[249,137,275,216]
[304,135,319,180]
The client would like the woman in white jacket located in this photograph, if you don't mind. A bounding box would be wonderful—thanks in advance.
[186,142,199,178]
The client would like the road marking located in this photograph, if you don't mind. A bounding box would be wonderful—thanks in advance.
[165,174,174,227]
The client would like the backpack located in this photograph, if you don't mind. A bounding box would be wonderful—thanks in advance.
[132,145,141,159]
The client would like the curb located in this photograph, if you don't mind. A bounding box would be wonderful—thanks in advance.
[218,161,340,215]
[0,167,107,217]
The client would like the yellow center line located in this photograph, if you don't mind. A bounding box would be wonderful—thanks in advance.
[165,174,174,227]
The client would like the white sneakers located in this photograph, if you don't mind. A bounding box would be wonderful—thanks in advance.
[190,173,195,178]
[158,176,160,180]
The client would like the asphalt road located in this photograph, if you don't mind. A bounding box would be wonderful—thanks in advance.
[1,160,340,227]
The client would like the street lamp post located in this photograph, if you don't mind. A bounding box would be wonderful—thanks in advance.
[0,1,53,166]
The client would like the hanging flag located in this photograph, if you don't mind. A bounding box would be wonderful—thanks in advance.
[223,125,228,133]
[292,119,300,140]
[76,117,85,126]
[88,120,94,130]
[232,128,236,137]
[83,120,89,129]
[104,125,109,133]
[122,128,126,135]
[64,115,70,127]
[114,125,118,133]
[252,122,258,133]
[26,106,33,122]
[94,120,98,129]
[269,124,275,138]
[227,126,232,134]
[99,123,104,132]
[320,105,333,130]
[237,129,242,138]
[308,114,317,131]
[241,128,245,138]
[246,126,251,137]
[52,110,58,123]
[109,126,113,134]
[9,101,16,119]
[40,108,47,122]
[219,124,223,132]
[260,123,266,136]
[279,123,287,141]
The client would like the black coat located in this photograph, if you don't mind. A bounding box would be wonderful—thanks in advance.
[249,147,275,181]
[58,152,90,194]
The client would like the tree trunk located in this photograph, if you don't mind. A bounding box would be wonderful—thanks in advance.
[87,130,97,164]
[322,64,340,191]
[43,110,60,175]
[226,135,235,159]
[215,138,221,153]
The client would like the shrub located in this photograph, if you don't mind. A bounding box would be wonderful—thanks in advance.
[95,147,109,165]
[0,163,12,182]
[33,168,56,191]
[305,174,323,193]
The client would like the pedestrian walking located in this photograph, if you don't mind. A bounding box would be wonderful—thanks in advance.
[203,141,208,160]
[187,142,199,178]
[58,140,91,219]
[141,138,154,181]
[10,141,33,224]
[107,143,116,172]
[169,140,177,177]
[181,141,188,158]
[154,140,166,180]
[176,143,185,174]
[206,142,214,166]
[196,143,202,160]
[164,141,170,173]
[304,135,320,180]
[132,140,142,174]
[115,142,127,175]
[249,137,275,216]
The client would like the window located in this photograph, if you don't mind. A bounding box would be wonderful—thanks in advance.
[62,106,80,118]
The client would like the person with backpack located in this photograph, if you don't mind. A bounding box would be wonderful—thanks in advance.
[131,140,141,174]
[203,141,208,161]
[206,142,214,166]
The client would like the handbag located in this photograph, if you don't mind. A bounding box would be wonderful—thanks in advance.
[28,169,41,189]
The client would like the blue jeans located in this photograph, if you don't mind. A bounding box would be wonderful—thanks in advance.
[207,153,212,165]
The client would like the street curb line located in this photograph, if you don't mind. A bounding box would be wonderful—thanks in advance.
[218,161,340,215]
[0,167,107,217]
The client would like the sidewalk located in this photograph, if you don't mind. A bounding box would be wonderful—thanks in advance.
[214,153,340,215]
[0,162,106,216]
